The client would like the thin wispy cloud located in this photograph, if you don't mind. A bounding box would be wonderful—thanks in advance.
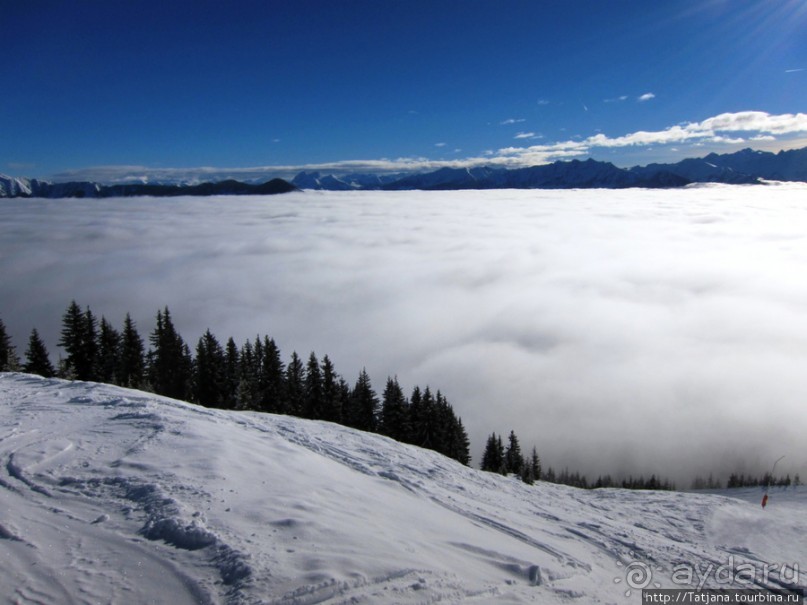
[785,68,805,73]
[435,142,447,148]
[604,95,629,103]
[638,92,656,102]
[8,162,36,171]
[514,132,536,139]
[498,111,807,167]
[500,118,526,125]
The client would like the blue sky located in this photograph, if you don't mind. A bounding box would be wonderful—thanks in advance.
[2,0,807,182]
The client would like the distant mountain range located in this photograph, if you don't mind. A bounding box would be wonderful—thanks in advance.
[292,146,807,191]
[0,176,297,199]
[2,146,806,198]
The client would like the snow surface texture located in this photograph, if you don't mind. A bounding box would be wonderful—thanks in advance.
[0,373,804,604]
[3,186,807,483]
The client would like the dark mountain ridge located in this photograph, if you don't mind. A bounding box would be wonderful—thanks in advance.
[0,176,297,199]
[2,146,805,198]
[294,146,807,191]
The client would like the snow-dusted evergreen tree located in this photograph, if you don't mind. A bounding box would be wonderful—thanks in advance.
[97,316,121,384]
[380,377,409,442]
[320,354,342,423]
[530,446,542,482]
[505,430,523,475]
[8,301,480,465]
[0,317,20,371]
[258,336,285,413]
[285,352,305,416]
[337,376,352,424]
[58,301,82,378]
[58,301,98,380]
[194,329,227,407]
[237,339,258,410]
[223,337,240,410]
[520,458,535,484]
[23,328,55,377]
[407,386,424,444]
[432,390,452,454]
[348,368,379,432]
[148,307,192,400]
[432,391,470,465]
[407,386,438,449]
[118,313,145,388]
[452,417,471,466]
[481,433,505,474]
[82,307,99,380]
[304,352,324,419]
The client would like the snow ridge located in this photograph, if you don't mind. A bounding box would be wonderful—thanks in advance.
[0,372,804,604]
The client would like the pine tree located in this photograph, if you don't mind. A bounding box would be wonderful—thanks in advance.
[336,377,351,424]
[80,307,99,381]
[505,430,523,475]
[303,352,324,419]
[0,317,20,371]
[148,307,192,400]
[530,446,542,482]
[408,386,437,448]
[118,313,145,388]
[320,354,342,422]
[407,386,423,446]
[432,391,453,457]
[194,329,226,407]
[520,456,535,484]
[452,417,471,466]
[481,434,494,471]
[238,339,259,410]
[348,368,379,432]
[379,377,409,441]
[97,316,121,384]
[481,433,505,474]
[223,337,240,409]
[432,392,470,464]
[250,336,265,407]
[23,329,55,377]
[258,336,285,413]
[58,301,98,380]
[57,301,82,378]
[285,352,305,416]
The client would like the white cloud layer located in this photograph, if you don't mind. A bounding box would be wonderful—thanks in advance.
[46,111,807,184]
[638,92,656,102]
[3,186,807,484]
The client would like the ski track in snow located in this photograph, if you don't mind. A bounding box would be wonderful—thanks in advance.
[0,372,804,604]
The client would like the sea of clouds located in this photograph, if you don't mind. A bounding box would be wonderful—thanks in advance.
[2,185,806,483]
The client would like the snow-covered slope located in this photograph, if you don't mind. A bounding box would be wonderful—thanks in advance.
[0,373,803,604]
